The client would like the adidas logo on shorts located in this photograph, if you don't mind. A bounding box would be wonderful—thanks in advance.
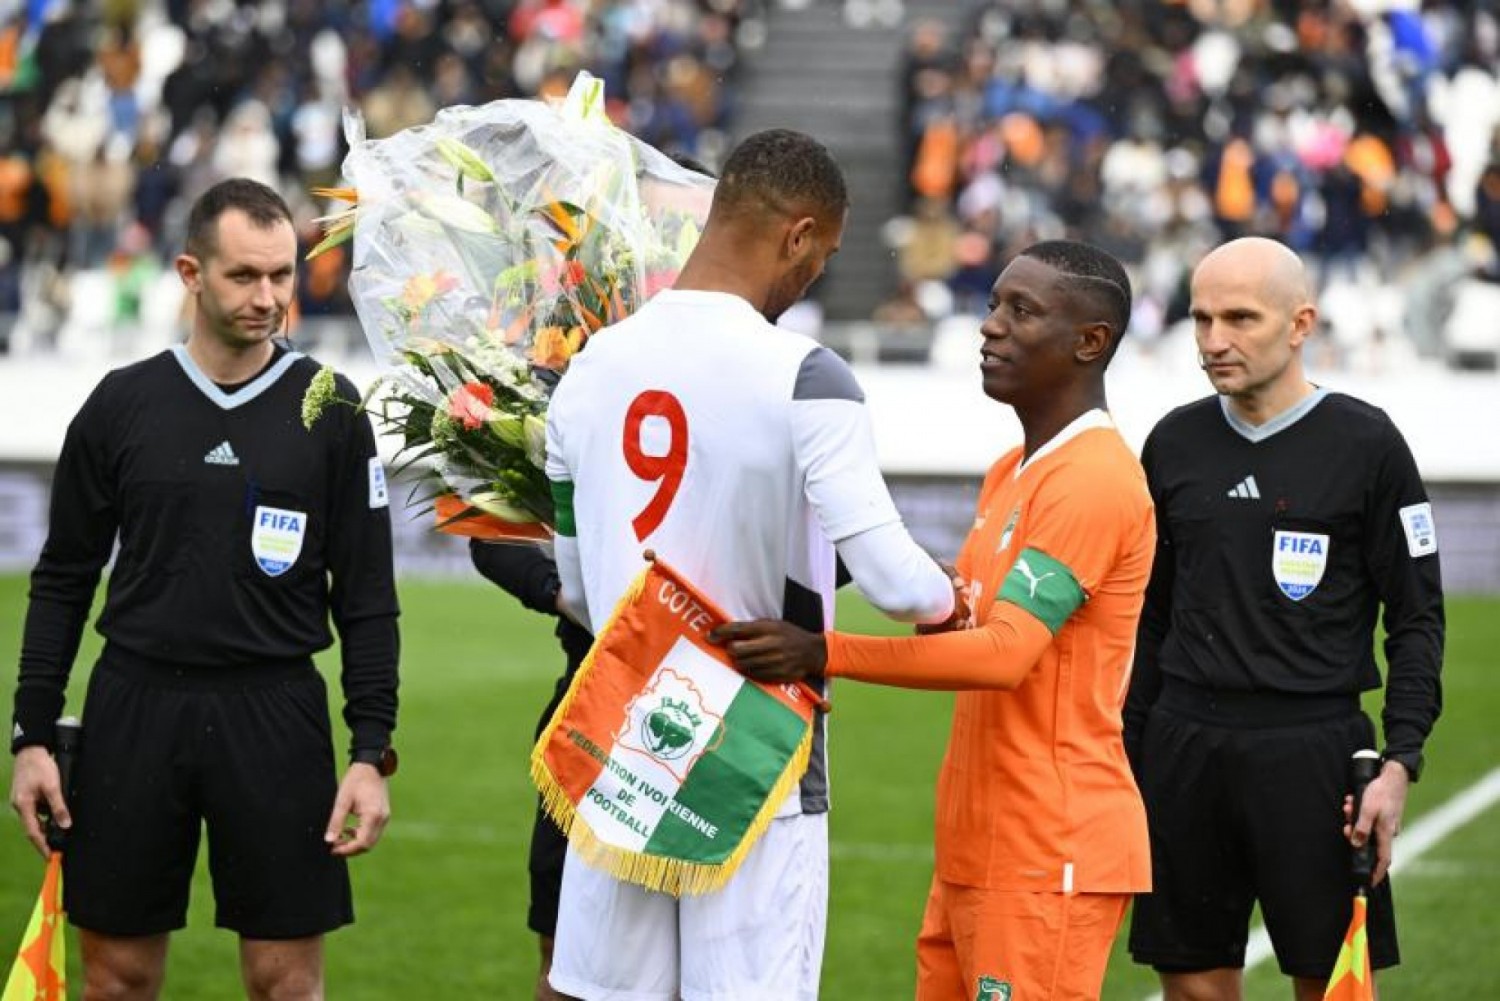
[205,441,240,466]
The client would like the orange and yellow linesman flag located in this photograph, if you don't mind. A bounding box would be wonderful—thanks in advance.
[3,852,66,1001]
[531,556,823,896]
[1323,893,1374,1001]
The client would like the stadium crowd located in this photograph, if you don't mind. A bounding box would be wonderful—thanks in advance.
[2,0,1499,371]
[886,0,1500,370]
[0,0,761,353]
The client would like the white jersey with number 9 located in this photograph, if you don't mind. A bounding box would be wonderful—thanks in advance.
[546,287,903,640]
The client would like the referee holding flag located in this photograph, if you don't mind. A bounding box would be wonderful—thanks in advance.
[8,178,400,1000]
[1124,238,1444,1000]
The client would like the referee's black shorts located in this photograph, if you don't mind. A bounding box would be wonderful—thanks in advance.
[1128,680,1398,980]
[63,645,353,939]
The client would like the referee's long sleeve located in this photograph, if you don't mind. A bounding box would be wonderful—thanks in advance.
[13,384,118,752]
[326,385,400,754]
[1124,435,1173,774]
[1366,433,1444,758]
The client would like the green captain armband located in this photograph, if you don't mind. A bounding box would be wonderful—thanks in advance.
[997,547,1085,633]
[550,479,576,537]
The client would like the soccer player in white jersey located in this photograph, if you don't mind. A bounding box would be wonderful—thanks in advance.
[544,129,960,1000]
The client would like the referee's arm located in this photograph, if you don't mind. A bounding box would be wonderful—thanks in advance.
[12,388,118,753]
[10,387,117,855]
[325,399,400,760]
[1366,433,1444,765]
[469,539,563,617]
[1349,430,1443,884]
[1123,439,1172,777]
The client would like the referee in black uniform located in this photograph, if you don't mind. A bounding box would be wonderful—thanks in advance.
[8,178,400,999]
[1124,237,1444,1000]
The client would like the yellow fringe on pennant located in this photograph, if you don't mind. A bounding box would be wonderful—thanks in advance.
[528,562,816,897]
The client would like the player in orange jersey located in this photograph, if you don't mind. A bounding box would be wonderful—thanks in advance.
[713,240,1154,1001]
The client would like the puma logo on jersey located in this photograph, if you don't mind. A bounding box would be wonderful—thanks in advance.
[1014,557,1057,598]
[204,441,240,466]
[1227,474,1260,499]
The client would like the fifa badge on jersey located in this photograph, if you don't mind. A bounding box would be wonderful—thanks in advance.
[251,506,307,577]
[975,975,1012,1001]
[1272,530,1328,600]
[368,456,389,509]
[1398,501,1437,557]
[997,507,1020,553]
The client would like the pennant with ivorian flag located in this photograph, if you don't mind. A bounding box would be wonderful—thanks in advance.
[1323,893,1374,1001]
[3,851,66,1001]
[531,555,824,896]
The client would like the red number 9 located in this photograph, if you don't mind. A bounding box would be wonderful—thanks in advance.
[623,390,688,542]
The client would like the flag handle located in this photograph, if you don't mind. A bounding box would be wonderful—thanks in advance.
[1349,749,1380,891]
[44,717,81,853]
[802,687,832,715]
[642,549,832,715]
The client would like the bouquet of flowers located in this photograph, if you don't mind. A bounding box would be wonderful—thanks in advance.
[301,72,715,540]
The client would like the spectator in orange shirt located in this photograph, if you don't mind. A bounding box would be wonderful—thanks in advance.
[714,240,1154,1001]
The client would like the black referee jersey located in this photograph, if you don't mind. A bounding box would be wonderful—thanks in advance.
[13,345,399,754]
[1125,389,1443,761]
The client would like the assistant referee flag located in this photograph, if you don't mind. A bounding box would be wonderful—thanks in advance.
[3,852,66,1001]
[1323,894,1374,1001]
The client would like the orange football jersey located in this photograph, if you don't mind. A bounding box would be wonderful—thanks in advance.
[827,413,1154,892]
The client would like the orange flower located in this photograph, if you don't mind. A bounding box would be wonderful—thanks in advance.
[310,186,359,204]
[402,271,461,311]
[541,198,582,249]
[561,259,586,288]
[447,381,495,430]
[531,325,585,369]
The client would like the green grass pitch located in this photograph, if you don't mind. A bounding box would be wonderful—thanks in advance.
[2,574,1497,998]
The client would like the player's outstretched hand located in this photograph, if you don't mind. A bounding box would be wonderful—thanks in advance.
[918,563,970,634]
[326,763,392,858]
[710,619,826,683]
[9,746,68,859]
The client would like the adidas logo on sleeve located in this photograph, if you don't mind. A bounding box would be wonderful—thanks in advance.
[204,441,240,466]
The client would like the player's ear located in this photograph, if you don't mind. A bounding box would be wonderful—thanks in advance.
[784,215,817,261]
[1074,320,1112,364]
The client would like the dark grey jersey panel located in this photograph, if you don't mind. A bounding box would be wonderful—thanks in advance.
[784,575,830,813]
[793,346,864,403]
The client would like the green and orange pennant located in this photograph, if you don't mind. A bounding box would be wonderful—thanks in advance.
[3,852,66,1001]
[531,557,821,896]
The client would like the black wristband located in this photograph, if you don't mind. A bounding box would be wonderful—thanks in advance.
[351,746,398,777]
[1381,749,1423,783]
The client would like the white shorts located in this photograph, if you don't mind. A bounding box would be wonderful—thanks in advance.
[549,811,828,1001]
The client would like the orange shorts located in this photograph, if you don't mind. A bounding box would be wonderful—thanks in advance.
[915,877,1129,1001]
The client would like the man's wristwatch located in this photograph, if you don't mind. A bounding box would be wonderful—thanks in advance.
[1381,749,1423,783]
[351,746,399,777]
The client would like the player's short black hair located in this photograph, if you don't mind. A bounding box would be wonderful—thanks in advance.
[1019,239,1132,363]
[713,129,848,223]
[185,178,294,261]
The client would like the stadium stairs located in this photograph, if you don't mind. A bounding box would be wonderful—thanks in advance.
[734,0,964,321]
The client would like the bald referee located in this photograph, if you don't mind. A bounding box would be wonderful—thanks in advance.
[8,178,400,1000]
[1124,237,1444,1000]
